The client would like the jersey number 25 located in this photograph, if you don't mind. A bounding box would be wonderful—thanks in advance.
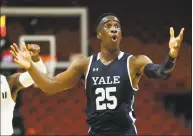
[95,87,117,110]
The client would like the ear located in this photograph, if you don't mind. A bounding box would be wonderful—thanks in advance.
[97,33,101,39]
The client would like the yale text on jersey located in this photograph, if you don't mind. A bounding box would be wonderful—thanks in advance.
[92,76,120,85]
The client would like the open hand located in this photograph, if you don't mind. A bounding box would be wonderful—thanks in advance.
[10,42,32,69]
[169,27,184,58]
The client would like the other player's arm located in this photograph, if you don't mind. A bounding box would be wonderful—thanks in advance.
[7,73,23,101]
[133,27,184,80]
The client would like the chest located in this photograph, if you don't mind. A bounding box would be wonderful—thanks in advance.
[88,60,129,86]
[92,76,121,86]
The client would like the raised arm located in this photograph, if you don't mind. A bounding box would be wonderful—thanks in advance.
[10,42,88,95]
[133,27,184,80]
[133,54,175,80]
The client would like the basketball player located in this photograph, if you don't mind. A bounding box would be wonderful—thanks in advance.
[10,13,184,136]
[1,43,47,136]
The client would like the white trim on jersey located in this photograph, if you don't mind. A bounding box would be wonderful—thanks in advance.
[129,111,136,123]
[97,51,124,60]
[129,111,137,134]
[127,55,139,91]
[118,51,124,60]
[131,95,135,111]
[132,122,138,134]
[85,55,93,89]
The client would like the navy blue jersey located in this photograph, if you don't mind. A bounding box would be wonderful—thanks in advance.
[85,52,138,134]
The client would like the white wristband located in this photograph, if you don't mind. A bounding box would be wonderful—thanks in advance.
[32,58,47,74]
[19,58,47,88]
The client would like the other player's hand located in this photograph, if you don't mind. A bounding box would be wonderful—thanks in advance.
[27,44,40,57]
[169,27,184,58]
[10,42,32,69]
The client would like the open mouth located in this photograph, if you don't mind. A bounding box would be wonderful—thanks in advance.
[111,35,117,41]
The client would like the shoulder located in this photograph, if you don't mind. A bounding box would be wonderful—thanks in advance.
[132,55,152,62]
[129,54,153,69]
[71,55,90,67]
[68,55,90,74]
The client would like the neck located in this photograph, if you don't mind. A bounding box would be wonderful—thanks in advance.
[100,43,120,62]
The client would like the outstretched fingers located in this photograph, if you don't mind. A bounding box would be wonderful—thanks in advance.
[22,42,28,52]
[170,27,175,38]
[10,50,18,59]
[13,43,20,52]
[178,28,184,41]
[10,45,17,56]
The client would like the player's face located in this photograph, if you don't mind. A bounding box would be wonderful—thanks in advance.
[98,16,122,48]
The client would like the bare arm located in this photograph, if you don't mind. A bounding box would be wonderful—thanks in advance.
[7,73,23,101]
[10,43,89,95]
[27,56,88,94]
[132,27,184,80]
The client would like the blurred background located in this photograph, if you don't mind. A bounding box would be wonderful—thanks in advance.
[0,0,192,135]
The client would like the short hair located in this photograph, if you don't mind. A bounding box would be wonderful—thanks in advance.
[95,13,120,33]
